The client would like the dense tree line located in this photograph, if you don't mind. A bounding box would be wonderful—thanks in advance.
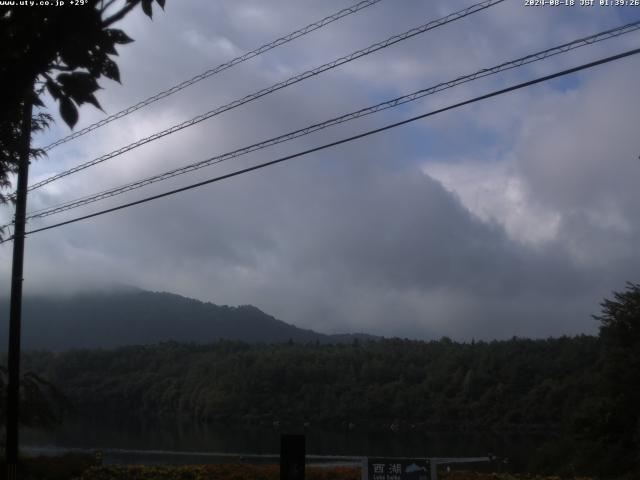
[21,336,600,432]
[6,335,631,476]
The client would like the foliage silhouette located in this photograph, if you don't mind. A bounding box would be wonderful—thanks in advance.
[0,0,165,212]
[580,282,640,476]
[0,365,72,450]
[0,0,166,443]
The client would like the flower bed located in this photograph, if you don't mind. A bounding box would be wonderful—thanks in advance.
[74,464,359,480]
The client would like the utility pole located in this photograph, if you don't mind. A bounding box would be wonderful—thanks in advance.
[5,85,34,480]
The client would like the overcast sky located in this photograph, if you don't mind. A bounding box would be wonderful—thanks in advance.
[1,0,639,340]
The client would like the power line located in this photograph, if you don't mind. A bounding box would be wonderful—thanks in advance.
[21,20,640,222]
[30,0,503,190]
[2,47,635,243]
[26,0,505,193]
[41,0,387,152]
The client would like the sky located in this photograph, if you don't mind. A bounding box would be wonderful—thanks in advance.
[1,0,639,340]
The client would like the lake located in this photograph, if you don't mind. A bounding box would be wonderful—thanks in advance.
[22,416,552,472]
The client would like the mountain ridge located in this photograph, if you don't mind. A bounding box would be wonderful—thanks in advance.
[0,288,376,351]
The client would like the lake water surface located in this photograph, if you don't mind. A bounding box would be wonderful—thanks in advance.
[22,417,551,471]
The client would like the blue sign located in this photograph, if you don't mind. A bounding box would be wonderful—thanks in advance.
[365,458,430,480]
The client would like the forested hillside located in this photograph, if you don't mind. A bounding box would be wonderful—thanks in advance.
[23,336,600,431]
[0,289,373,350]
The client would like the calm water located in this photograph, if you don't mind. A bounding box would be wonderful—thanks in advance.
[22,417,551,471]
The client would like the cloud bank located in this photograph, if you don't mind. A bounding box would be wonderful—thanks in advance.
[1,0,638,340]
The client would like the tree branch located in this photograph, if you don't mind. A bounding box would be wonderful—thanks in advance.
[101,0,119,14]
[102,1,138,27]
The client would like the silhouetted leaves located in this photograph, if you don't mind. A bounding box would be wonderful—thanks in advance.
[0,0,167,214]
[101,58,121,83]
[60,41,93,70]
[105,28,134,45]
[141,0,153,19]
[45,78,63,100]
[57,72,103,110]
[59,96,78,129]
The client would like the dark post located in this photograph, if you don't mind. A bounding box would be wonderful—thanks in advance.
[5,88,33,480]
[280,434,305,480]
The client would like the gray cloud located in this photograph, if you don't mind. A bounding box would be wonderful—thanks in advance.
[1,0,638,341]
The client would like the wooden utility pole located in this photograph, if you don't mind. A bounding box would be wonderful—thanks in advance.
[5,87,33,480]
